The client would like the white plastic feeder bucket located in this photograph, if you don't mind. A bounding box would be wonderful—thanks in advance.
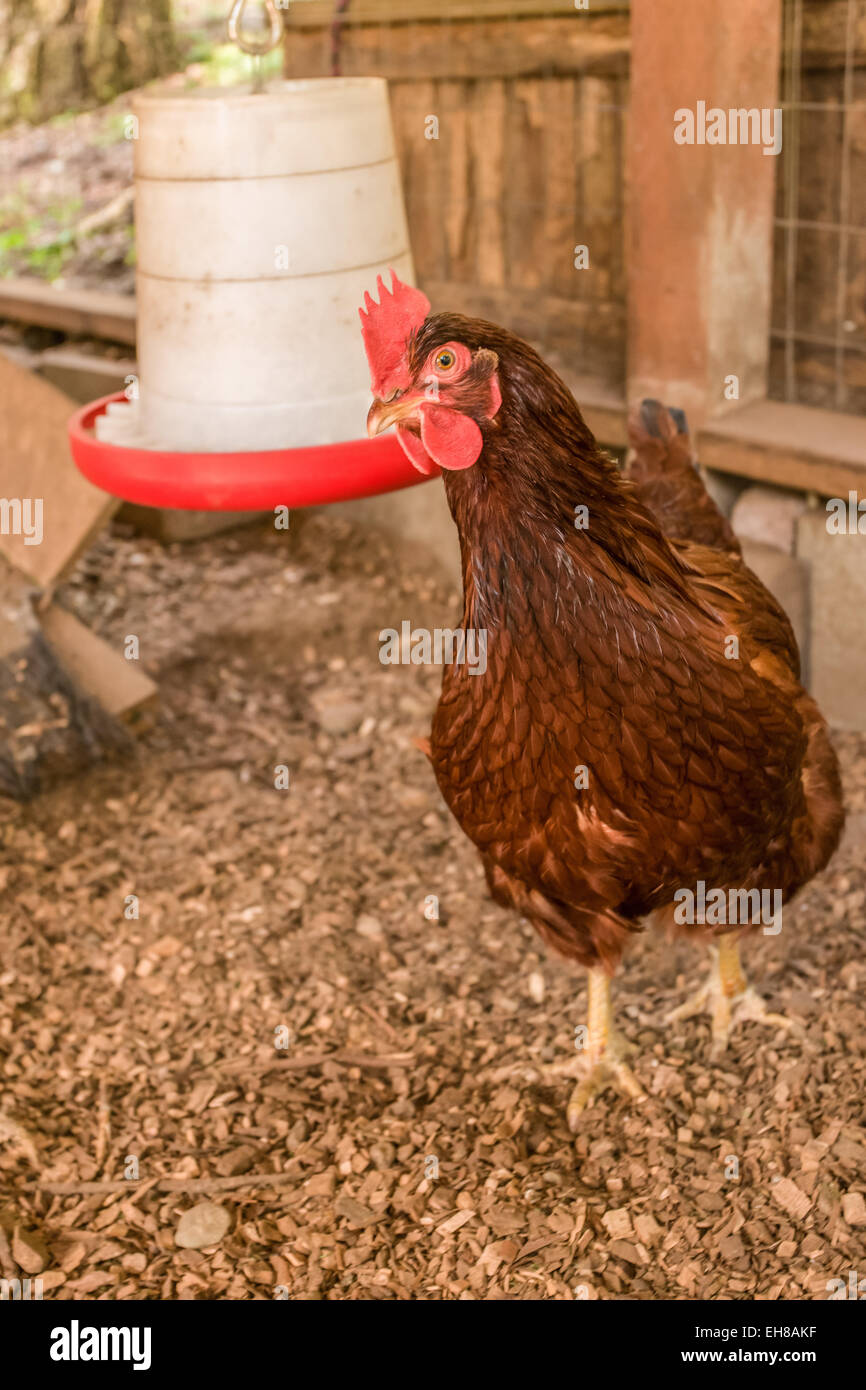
[98,78,415,453]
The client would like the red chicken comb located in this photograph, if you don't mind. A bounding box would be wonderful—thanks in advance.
[359,269,431,398]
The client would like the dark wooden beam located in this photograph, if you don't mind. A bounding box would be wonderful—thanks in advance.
[0,278,136,347]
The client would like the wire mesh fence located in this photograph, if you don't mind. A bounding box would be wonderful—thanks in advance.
[771,0,866,415]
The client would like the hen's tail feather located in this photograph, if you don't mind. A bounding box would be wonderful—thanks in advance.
[627,399,741,556]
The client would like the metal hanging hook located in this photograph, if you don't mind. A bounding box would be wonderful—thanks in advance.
[227,0,284,58]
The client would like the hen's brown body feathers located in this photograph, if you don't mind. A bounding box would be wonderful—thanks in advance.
[421,318,843,972]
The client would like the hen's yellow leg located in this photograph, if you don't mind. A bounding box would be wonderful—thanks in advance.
[564,968,645,1129]
[666,935,793,1051]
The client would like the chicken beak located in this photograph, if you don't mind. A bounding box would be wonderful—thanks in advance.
[366,396,420,438]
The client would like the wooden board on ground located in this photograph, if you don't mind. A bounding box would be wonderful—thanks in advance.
[0,558,129,800]
[39,603,158,732]
[0,348,118,592]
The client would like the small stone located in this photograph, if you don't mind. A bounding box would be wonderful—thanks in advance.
[152,934,183,958]
[527,971,545,1003]
[333,738,369,762]
[310,692,364,735]
[356,913,384,940]
[175,1202,231,1250]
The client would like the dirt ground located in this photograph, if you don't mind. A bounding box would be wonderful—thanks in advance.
[1,508,865,1301]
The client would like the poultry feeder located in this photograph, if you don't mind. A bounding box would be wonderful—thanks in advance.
[69,4,431,509]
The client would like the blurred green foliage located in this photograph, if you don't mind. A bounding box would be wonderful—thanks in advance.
[181,41,284,88]
[0,194,82,281]
[89,109,134,148]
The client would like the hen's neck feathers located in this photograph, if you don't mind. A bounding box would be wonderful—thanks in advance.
[441,354,704,634]
[408,312,712,633]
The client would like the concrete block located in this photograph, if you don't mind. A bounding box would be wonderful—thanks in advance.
[797,508,866,730]
[732,484,807,555]
[740,538,810,679]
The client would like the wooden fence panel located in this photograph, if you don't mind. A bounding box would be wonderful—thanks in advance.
[285,4,629,387]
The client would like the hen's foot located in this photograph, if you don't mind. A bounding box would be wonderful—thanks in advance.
[555,968,646,1129]
[666,936,794,1053]
[566,1030,645,1130]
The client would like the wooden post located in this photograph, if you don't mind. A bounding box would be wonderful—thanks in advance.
[626,0,782,426]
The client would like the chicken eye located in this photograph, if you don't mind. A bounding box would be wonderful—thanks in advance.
[435,348,456,372]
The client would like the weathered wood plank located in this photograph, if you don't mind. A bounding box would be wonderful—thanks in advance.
[0,558,129,801]
[543,77,579,299]
[470,79,508,289]
[39,604,158,729]
[504,78,549,292]
[576,73,626,306]
[283,2,629,395]
[389,79,447,281]
[0,278,136,346]
[421,276,626,382]
[0,350,119,593]
[700,397,866,502]
[439,81,474,283]
[284,15,629,81]
[627,0,781,422]
[288,0,630,25]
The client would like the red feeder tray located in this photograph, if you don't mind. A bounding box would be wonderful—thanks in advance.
[68,393,437,511]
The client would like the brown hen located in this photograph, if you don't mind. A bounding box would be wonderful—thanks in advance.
[360,273,844,1125]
